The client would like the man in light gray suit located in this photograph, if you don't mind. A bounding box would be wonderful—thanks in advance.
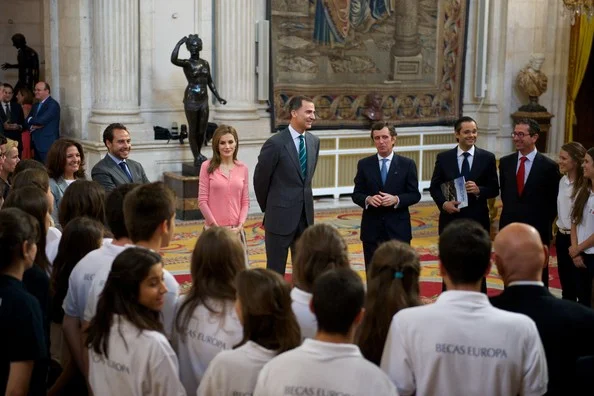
[254,96,320,275]
[91,123,150,192]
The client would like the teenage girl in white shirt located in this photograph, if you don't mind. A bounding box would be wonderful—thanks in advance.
[173,227,245,395]
[556,142,586,302]
[356,240,421,365]
[570,147,594,307]
[197,268,301,395]
[85,247,185,396]
[291,223,350,340]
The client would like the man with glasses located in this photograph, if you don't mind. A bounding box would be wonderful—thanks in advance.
[27,81,60,163]
[498,118,560,286]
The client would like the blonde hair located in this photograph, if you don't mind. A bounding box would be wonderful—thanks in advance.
[5,138,19,153]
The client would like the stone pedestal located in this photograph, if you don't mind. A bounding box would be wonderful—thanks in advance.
[163,171,203,221]
[387,54,423,82]
[511,110,554,153]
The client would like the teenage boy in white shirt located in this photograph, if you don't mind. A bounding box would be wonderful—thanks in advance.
[380,219,548,396]
[254,268,398,396]
[82,182,180,373]
[62,184,137,374]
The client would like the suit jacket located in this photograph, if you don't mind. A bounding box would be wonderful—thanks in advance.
[91,155,150,192]
[253,128,320,235]
[0,101,25,128]
[491,285,594,396]
[429,146,499,233]
[499,152,560,245]
[49,176,70,225]
[27,96,60,153]
[352,153,421,243]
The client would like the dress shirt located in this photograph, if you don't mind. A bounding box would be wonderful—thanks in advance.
[516,148,537,183]
[556,175,574,230]
[508,281,545,287]
[457,145,475,173]
[289,125,307,156]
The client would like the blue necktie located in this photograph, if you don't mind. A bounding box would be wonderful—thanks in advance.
[118,161,133,182]
[298,135,307,178]
[380,158,388,185]
[461,152,471,181]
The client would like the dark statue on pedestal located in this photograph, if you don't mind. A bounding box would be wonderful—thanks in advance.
[1,33,40,92]
[363,93,383,124]
[171,34,226,171]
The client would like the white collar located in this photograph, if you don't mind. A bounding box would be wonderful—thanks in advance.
[518,148,537,162]
[508,280,545,287]
[457,145,475,157]
[377,151,394,162]
[289,125,306,140]
[291,287,312,304]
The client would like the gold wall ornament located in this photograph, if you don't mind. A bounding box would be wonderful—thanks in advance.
[563,0,594,25]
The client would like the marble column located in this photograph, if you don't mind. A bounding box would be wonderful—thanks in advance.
[392,0,421,57]
[388,0,423,81]
[214,0,260,122]
[88,0,145,140]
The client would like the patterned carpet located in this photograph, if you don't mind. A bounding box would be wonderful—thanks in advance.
[162,200,561,302]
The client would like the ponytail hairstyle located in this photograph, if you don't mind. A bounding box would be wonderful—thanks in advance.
[356,240,421,365]
[175,227,245,336]
[572,147,594,225]
[86,247,164,358]
[235,268,300,354]
[561,142,586,199]
[292,223,350,293]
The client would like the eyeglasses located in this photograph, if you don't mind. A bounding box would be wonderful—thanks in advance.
[511,132,535,138]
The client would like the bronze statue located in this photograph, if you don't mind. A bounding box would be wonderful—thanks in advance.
[171,34,227,169]
[1,34,39,92]
[363,93,383,122]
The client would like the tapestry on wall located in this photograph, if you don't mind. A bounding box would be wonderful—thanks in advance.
[270,0,469,129]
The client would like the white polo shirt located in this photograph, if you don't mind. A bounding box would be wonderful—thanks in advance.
[197,340,276,396]
[576,189,594,254]
[83,246,179,338]
[557,175,574,231]
[290,287,316,340]
[254,339,398,396]
[173,297,243,396]
[88,315,185,396]
[63,241,128,320]
[380,291,548,396]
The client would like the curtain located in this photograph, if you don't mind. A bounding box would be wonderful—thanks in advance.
[565,15,594,142]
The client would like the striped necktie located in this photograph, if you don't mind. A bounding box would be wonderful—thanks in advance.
[298,135,307,178]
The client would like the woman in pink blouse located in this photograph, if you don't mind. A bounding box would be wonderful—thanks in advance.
[198,125,250,261]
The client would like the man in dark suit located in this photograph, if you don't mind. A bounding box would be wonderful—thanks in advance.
[352,122,421,271]
[491,222,594,396]
[499,118,560,286]
[0,83,25,157]
[254,96,320,275]
[430,116,499,292]
[27,81,60,163]
[91,123,150,192]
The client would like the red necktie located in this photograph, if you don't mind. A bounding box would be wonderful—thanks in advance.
[517,156,528,195]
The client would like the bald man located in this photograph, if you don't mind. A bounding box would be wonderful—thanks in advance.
[491,222,594,396]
